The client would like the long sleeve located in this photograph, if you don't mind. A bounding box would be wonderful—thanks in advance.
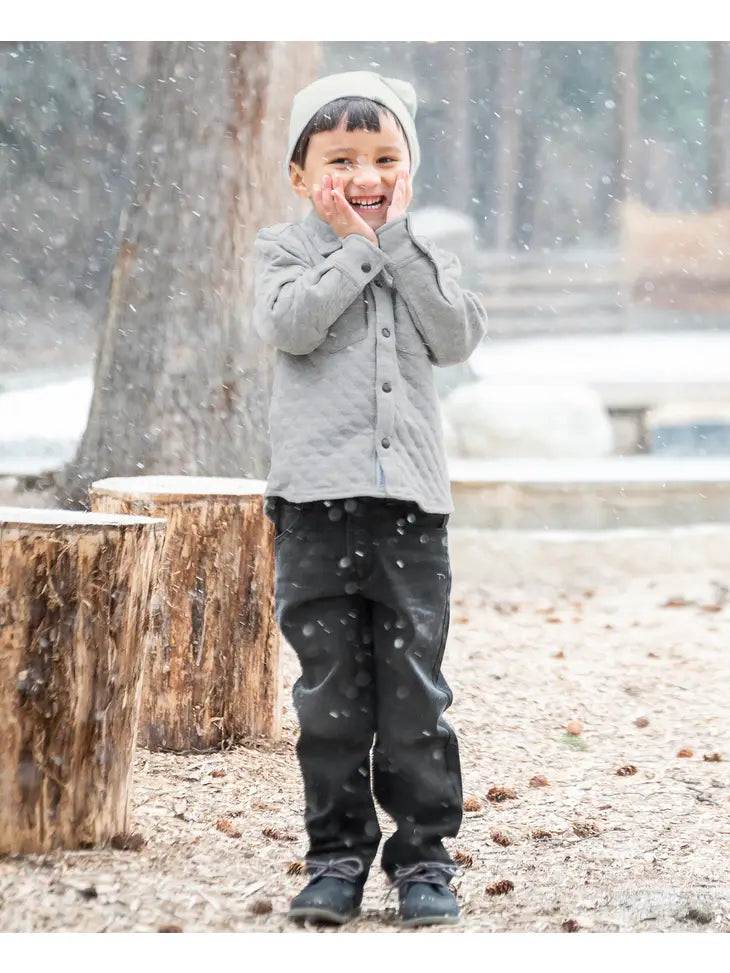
[376,215,487,366]
[253,225,388,355]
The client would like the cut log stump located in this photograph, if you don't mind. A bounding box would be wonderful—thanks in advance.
[89,476,279,751]
[0,506,166,854]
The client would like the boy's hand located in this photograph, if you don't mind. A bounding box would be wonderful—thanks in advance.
[313,174,378,246]
[385,169,412,223]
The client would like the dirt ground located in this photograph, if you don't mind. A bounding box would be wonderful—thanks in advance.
[1,501,728,934]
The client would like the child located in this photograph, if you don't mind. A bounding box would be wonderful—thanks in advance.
[253,71,487,927]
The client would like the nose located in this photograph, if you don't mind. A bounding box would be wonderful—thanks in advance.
[351,160,380,188]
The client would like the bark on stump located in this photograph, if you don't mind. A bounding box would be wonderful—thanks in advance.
[0,506,166,854]
[89,476,280,751]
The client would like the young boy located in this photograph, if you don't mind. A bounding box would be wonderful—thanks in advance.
[253,71,487,927]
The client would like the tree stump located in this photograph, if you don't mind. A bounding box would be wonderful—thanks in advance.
[89,476,280,751]
[0,506,166,854]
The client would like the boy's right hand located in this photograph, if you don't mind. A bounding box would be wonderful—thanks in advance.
[313,174,378,246]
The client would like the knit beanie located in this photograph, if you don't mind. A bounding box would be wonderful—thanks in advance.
[285,70,420,180]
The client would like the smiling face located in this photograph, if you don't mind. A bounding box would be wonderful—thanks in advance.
[289,112,411,232]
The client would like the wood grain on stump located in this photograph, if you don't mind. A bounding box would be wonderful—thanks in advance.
[89,477,280,751]
[0,506,166,854]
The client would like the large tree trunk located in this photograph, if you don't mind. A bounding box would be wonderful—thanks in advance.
[89,476,280,752]
[59,41,318,507]
[0,506,165,853]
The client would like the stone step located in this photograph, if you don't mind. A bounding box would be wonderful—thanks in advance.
[449,523,730,586]
[448,457,730,530]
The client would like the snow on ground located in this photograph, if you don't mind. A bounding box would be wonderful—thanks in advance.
[470,330,730,409]
[0,376,92,474]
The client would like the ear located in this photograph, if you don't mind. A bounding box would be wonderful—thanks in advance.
[289,162,310,198]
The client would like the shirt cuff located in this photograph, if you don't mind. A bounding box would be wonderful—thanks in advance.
[331,233,388,284]
[375,215,424,268]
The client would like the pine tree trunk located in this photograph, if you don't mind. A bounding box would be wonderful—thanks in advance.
[708,42,730,208]
[495,43,525,251]
[0,507,165,853]
[89,476,280,751]
[59,41,318,507]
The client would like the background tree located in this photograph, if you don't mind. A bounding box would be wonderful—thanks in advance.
[59,41,317,506]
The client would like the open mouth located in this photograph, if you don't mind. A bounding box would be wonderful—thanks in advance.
[348,195,386,211]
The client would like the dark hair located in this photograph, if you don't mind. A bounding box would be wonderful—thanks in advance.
[290,97,407,169]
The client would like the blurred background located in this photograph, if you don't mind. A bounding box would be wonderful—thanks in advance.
[2,40,730,524]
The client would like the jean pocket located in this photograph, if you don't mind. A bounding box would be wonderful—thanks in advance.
[274,502,305,541]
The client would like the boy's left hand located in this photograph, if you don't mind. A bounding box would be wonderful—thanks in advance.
[385,170,413,224]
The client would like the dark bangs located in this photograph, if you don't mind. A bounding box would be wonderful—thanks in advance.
[291,97,401,168]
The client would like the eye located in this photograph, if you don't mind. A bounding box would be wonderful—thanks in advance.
[330,158,352,168]
[378,157,398,164]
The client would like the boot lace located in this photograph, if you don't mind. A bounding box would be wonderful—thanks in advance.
[386,861,459,901]
[306,856,365,883]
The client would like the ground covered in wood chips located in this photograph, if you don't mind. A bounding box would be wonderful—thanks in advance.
[1,567,728,934]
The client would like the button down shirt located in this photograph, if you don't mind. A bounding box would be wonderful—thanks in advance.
[253,209,487,513]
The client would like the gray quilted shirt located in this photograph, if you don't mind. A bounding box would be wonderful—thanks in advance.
[253,209,487,514]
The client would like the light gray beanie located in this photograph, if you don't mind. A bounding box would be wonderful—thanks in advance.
[285,70,420,180]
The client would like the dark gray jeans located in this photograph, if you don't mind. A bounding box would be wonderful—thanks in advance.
[265,495,463,880]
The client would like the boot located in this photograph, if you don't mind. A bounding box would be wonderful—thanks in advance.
[288,857,366,925]
[392,862,460,927]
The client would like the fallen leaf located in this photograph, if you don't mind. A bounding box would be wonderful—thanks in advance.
[546,617,563,624]
[453,850,474,868]
[634,717,650,728]
[562,734,588,750]
[215,817,242,839]
[490,830,513,847]
[662,597,694,608]
[647,652,660,659]
[485,879,514,896]
[487,786,517,803]
[676,748,694,758]
[616,765,638,776]
[703,753,723,762]
[553,650,565,659]
[463,795,482,812]
[561,919,580,932]
[158,925,183,933]
[699,604,722,613]
[210,770,226,778]
[286,861,305,875]
[565,720,582,735]
[529,775,549,788]
[249,899,273,915]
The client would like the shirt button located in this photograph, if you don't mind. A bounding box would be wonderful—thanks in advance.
[361,262,371,273]
[382,382,392,392]
[381,438,391,448]
[381,328,391,338]
[374,279,382,287]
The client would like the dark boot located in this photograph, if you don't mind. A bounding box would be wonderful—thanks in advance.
[392,862,461,927]
[288,857,366,925]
